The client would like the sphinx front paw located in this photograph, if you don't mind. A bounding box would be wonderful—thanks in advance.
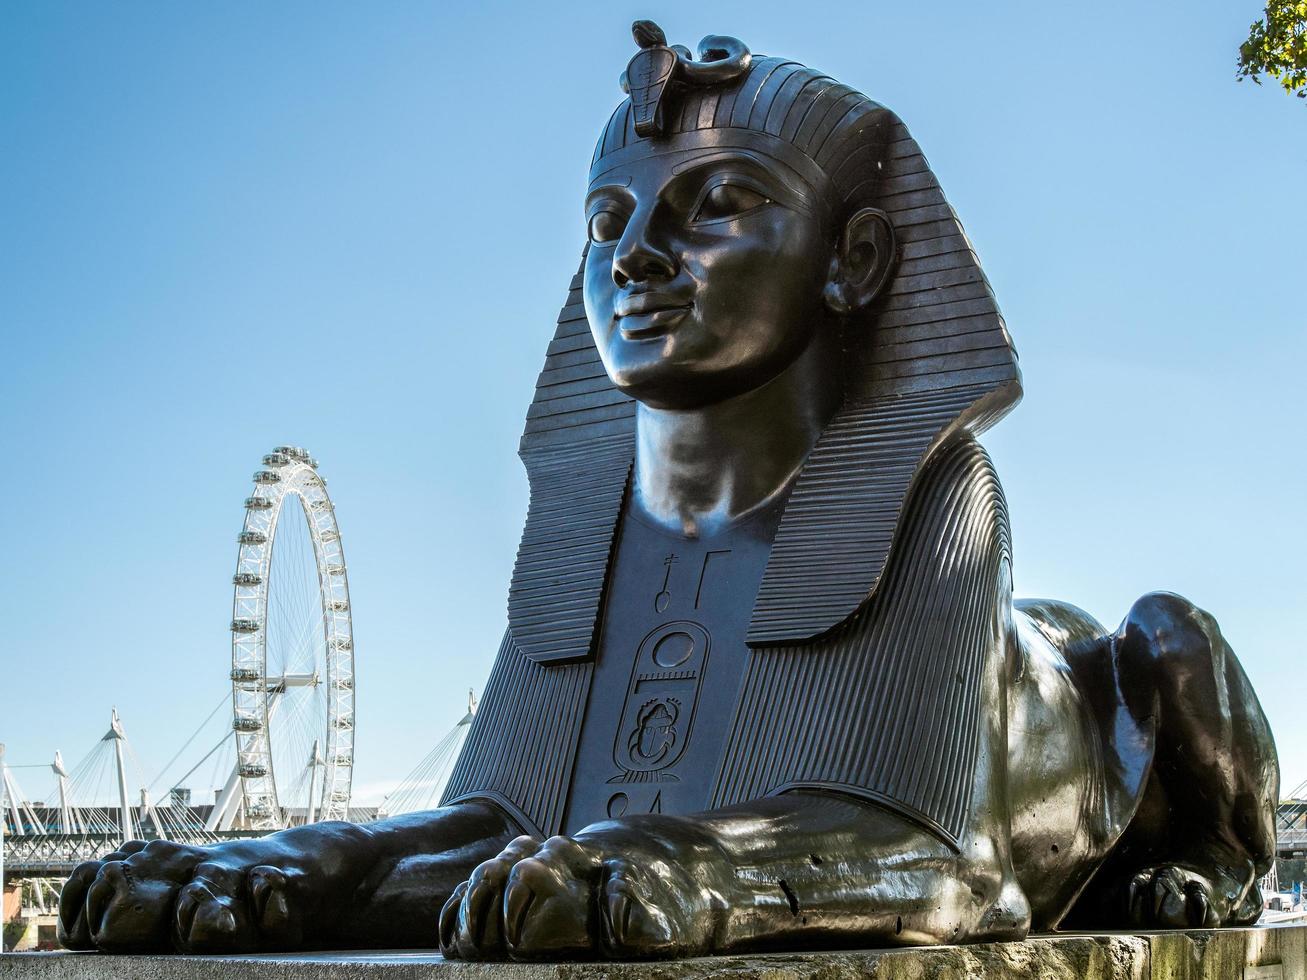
[439,832,712,960]
[56,838,322,953]
[1127,865,1228,928]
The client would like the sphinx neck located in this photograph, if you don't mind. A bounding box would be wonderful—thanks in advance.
[633,338,841,538]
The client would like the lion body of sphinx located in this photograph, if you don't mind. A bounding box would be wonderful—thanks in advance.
[56,23,1279,958]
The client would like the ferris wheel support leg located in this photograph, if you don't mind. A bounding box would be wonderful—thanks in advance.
[206,764,244,832]
[306,741,321,827]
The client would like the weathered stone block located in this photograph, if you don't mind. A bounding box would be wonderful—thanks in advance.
[1,927,1303,980]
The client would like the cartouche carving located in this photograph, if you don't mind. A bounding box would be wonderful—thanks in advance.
[60,20,1278,960]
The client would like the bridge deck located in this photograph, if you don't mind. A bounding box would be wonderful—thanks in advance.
[2,831,272,879]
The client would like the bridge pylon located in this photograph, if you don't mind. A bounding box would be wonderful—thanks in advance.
[103,709,137,843]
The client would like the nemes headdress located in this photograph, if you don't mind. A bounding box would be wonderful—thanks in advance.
[508,22,1022,664]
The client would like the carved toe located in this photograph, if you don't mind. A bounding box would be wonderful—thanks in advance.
[438,881,468,954]
[442,835,547,960]
[1185,879,1216,928]
[84,863,123,942]
[502,866,537,948]
[1127,866,1221,929]
[601,873,670,952]
[502,853,594,958]
[56,861,100,950]
[249,865,302,944]
[447,857,512,958]
[106,840,149,862]
[173,878,245,952]
[599,866,686,956]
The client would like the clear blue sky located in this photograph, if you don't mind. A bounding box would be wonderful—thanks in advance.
[2,0,1304,808]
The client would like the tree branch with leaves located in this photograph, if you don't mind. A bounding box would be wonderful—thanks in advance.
[1237,0,1307,101]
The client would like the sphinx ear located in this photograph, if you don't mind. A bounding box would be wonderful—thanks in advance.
[823,208,897,316]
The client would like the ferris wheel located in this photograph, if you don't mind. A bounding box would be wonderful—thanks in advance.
[229,446,355,829]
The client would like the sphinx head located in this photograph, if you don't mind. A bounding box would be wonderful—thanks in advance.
[508,24,1019,663]
[583,23,899,410]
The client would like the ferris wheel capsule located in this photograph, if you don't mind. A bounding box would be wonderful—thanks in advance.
[230,446,356,829]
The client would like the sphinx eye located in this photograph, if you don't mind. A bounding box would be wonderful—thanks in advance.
[693,183,770,223]
[587,210,627,245]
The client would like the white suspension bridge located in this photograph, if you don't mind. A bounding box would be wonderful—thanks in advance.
[1,447,476,900]
[0,694,475,881]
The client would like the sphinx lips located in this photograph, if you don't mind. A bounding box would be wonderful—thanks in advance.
[618,306,691,339]
[614,293,692,339]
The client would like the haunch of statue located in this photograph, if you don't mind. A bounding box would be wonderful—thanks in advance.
[60,21,1279,959]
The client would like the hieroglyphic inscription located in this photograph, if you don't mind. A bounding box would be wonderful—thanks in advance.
[695,550,731,608]
[609,621,710,783]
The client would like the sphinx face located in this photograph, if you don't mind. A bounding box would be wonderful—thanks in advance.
[583,146,833,410]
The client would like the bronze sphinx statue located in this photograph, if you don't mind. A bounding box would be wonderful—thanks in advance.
[59,21,1279,959]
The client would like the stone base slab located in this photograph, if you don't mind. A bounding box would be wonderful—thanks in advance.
[2,925,1304,980]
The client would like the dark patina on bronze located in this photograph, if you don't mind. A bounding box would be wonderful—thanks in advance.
[58,20,1279,961]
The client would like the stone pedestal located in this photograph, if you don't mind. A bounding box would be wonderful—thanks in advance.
[2,925,1304,980]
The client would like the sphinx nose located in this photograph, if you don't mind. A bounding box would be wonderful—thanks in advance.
[611,210,676,287]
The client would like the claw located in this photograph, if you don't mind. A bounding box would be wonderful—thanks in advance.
[1128,871,1149,924]
[249,866,286,926]
[191,901,238,945]
[503,877,535,948]
[439,881,468,954]
[175,879,242,951]
[1186,881,1211,927]
[1151,872,1169,920]
[1125,865,1224,929]
[606,886,631,949]
[174,885,201,945]
[602,874,672,953]
[449,860,513,960]
[465,876,499,950]
[249,865,300,946]
[1157,876,1186,926]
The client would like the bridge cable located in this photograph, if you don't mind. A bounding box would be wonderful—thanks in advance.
[145,691,230,793]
